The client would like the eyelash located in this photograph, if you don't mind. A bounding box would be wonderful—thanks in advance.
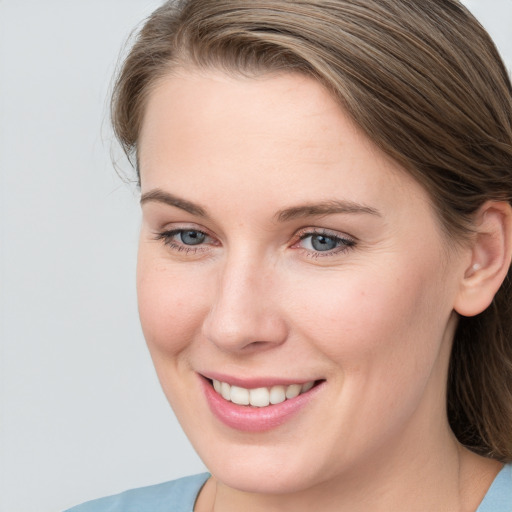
[154,229,214,254]
[154,227,356,257]
[295,228,356,258]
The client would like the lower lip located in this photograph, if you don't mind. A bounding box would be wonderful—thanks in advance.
[200,377,324,432]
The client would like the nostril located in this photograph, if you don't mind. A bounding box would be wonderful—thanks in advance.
[245,340,272,349]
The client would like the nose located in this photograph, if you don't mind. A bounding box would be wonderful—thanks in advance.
[201,255,288,353]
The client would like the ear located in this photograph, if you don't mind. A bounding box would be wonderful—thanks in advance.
[454,201,512,317]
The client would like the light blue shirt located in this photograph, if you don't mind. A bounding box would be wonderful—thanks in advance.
[65,463,512,512]
[477,463,512,512]
[64,473,210,512]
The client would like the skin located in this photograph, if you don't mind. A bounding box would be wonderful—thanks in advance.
[137,69,503,512]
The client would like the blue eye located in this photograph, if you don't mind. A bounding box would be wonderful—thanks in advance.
[179,230,206,245]
[298,230,355,255]
[155,228,212,252]
[309,234,339,251]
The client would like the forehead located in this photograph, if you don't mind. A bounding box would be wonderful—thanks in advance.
[138,68,431,219]
[139,69,354,164]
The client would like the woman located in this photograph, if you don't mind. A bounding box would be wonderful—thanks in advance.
[67,0,512,510]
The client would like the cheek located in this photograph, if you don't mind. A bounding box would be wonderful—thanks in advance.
[288,259,452,379]
[283,262,455,456]
[136,250,208,357]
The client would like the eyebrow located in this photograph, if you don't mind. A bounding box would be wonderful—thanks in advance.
[140,188,380,221]
[276,200,381,222]
[140,189,208,217]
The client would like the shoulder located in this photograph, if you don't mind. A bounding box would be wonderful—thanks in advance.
[63,473,210,512]
[477,463,512,512]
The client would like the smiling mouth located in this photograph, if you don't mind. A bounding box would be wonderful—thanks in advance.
[210,379,319,407]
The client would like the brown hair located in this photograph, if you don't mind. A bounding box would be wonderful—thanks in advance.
[111,0,512,461]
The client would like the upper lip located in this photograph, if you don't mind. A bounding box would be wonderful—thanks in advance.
[199,371,320,389]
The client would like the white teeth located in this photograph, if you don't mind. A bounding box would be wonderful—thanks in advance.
[269,385,286,404]
[221,381,231,401]
[301,381,314,393]
[249,387,270,407]
[211,379,316,407]
[285,383,302,399]
[230,385,250,405]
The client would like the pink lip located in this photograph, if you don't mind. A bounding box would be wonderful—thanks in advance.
[201,371,316,389]
[199,375,324,432]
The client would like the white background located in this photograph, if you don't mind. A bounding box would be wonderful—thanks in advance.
[0,2,510,511]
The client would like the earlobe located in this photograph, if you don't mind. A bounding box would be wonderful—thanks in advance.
[454,201,512,317]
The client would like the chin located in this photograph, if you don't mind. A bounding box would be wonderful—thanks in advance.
[212,463,315,495]
[195,438,331,495]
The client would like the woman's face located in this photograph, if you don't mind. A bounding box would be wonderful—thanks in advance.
[137,70,468,493]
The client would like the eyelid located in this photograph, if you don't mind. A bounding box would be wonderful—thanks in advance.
[291,226,357,257]
[294,226,356,243]
[152,223,356,257]
[153,224,219,254]
[155,220,217,239]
